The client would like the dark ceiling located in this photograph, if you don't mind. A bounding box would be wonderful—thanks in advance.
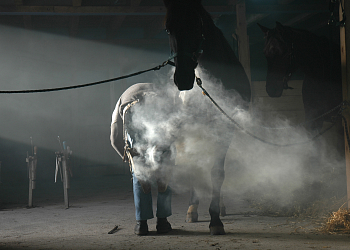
[0,0,336,39]
[0,0,340,80]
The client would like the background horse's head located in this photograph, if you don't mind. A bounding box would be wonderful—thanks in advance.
[163,0,205,91]
[258,22,297,97]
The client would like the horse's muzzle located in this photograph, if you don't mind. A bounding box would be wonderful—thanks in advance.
[174,69,195,91]
[266,81,284,97]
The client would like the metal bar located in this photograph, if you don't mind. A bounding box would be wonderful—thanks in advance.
[28,162,33,208]
[28,158,35,207]
[62,155,69,209]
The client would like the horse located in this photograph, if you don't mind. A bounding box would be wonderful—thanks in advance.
[163,0,251,235]
[258,22,343,131]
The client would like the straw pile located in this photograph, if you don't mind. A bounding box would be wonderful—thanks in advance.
[321,207,350,234]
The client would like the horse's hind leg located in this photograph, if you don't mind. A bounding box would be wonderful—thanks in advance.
[209,156,226,235]
[220,194,226,217]
[186,186,199,222]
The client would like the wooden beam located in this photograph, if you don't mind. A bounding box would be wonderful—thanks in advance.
[0,5,232,15]
[236,1,251,83]
[340,0,350,209]
[0,4,328,15]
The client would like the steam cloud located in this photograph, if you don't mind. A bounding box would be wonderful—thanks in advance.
[129,66,346,211]
[1,24,345,211]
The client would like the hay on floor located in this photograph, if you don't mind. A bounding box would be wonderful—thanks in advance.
[321,208,350,234]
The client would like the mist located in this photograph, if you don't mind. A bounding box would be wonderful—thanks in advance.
[128,66,346,215]
[0,24,170,180]
[0,23,345,214]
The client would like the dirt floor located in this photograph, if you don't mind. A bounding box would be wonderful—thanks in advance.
[1,174,350,250]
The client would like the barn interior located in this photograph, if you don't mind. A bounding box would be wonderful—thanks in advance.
[0,0,349,249]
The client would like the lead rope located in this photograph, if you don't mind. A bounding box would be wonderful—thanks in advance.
[0,59,175,94]
[195,76,344,147]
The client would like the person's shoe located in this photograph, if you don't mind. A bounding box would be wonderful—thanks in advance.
[134,220,148,235]
[156,218,172,234]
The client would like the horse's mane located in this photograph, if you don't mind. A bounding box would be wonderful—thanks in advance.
[196,6,251,101]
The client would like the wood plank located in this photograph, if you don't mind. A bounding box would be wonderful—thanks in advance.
[236,1,251,83]
[0,5,231,15]
[0,4,327,15]
[257,110,305,125]
[253,95,304,112]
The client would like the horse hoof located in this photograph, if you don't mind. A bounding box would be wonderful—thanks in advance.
[210,226,225,235]
[220,206,226,217]
[186,212,198,223]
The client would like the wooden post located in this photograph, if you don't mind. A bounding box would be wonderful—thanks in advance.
[235,0,251,84]
[340,0,350,208]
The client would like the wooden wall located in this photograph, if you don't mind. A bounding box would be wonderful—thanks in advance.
[251,80,305,125]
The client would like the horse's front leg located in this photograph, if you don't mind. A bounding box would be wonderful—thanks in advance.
[209,156,226,235]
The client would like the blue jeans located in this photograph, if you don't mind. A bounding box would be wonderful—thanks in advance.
[132,173,172,221]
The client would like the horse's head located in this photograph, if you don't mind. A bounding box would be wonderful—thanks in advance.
[258,22,296,97]
[163,0,205,91]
